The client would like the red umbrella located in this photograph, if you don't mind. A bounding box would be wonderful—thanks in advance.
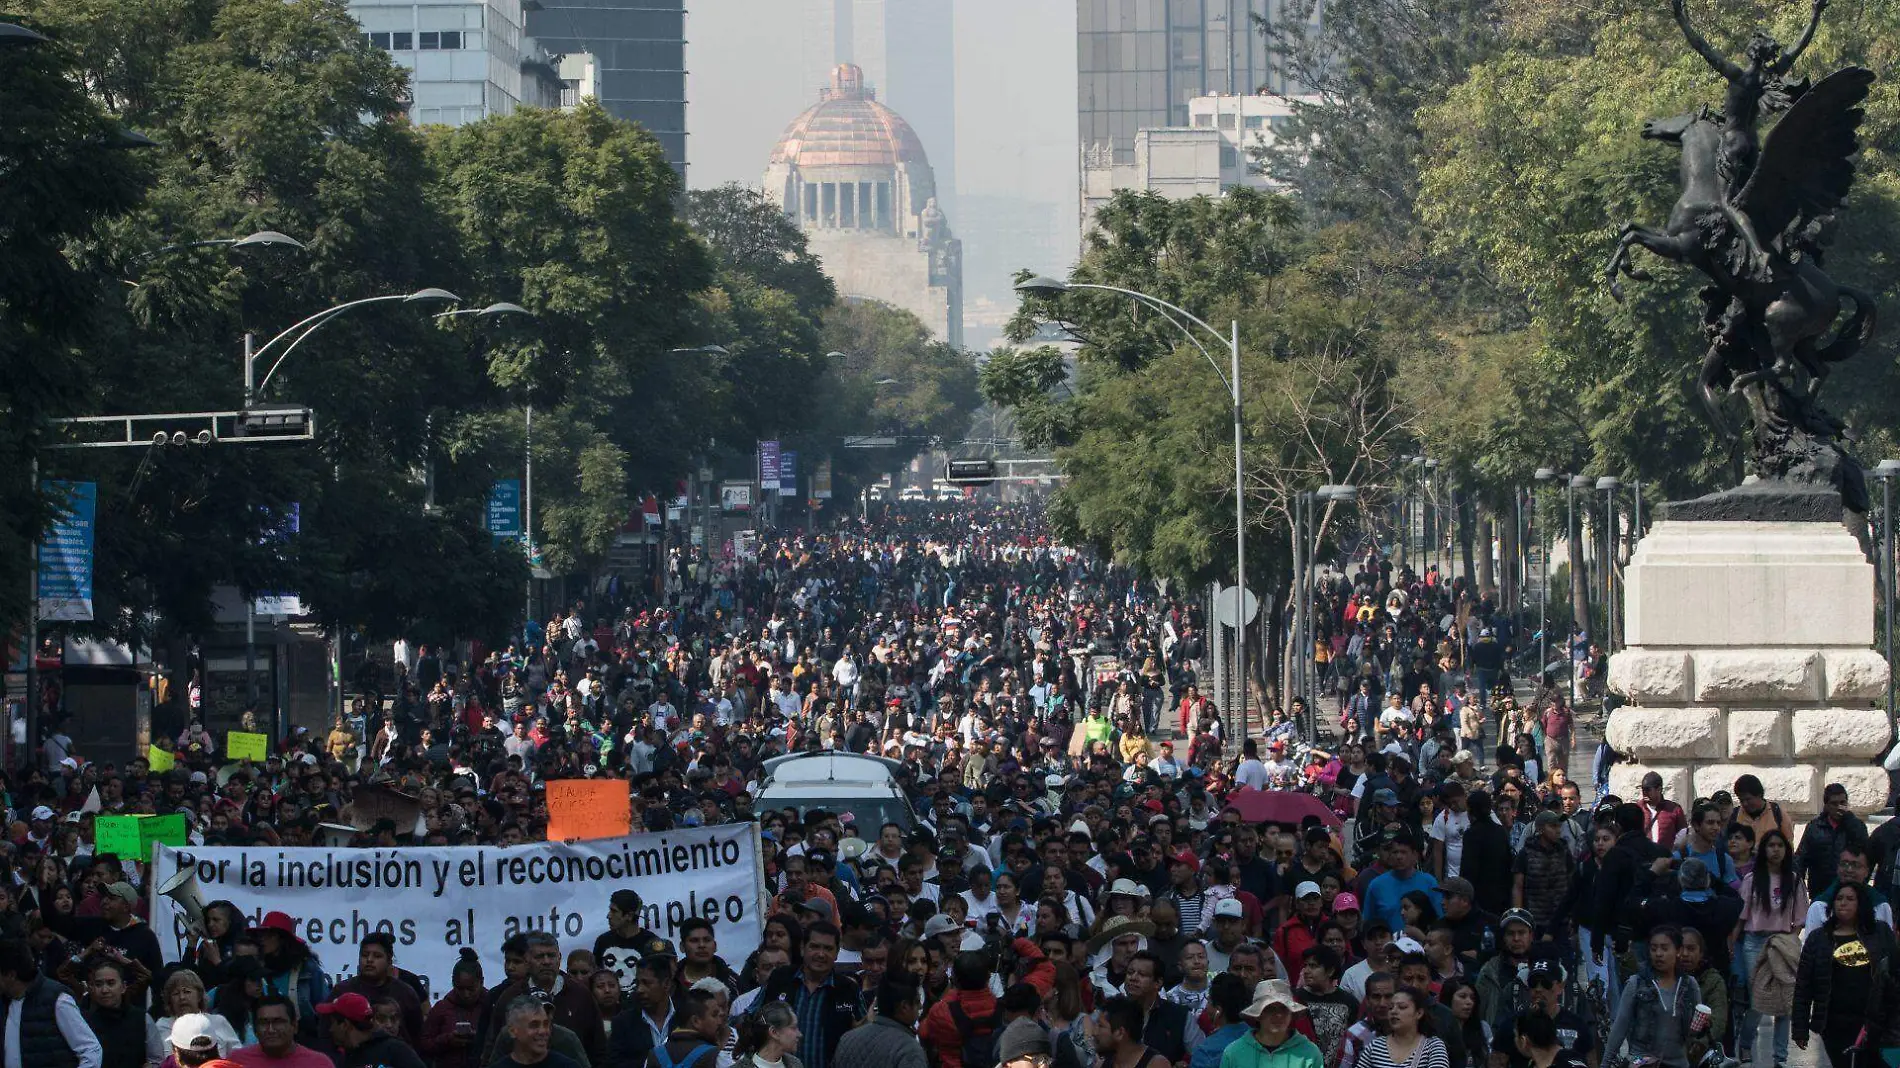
[1222,786,1342,829]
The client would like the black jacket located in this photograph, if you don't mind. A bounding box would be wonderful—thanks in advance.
[1799,813,1871,899]
[757,967,865,1066]
[1586,831,1654,952]
[4,976,79,1068]
[1792,922,1895,1044]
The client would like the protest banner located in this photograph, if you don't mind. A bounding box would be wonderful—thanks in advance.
[544,780,630,841]
[152,822,764,999]
[226,732,269,762]
[146,746,175,773]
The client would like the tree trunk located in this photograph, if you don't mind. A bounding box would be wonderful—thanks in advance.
[1476,508,1494,598]
[1569,508,1591,639]
[1458,488,1477,589]
[1497,504,1517,610]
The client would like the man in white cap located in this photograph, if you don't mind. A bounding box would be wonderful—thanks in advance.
[1224,980,1322,1068]
[1205,899,1252,974]
[25,809,54,850]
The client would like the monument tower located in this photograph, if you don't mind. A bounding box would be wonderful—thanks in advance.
[764,63,963,348]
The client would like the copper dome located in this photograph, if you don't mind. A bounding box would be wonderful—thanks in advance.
[770,64,932,170]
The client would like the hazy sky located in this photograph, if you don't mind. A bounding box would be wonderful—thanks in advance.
[685,0,1080,345]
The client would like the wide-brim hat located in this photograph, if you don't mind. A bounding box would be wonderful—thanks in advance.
[1241,979,1309,1020]
[1085,915,1156,955]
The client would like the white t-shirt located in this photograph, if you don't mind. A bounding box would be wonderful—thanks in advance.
[1430,809,1472,877]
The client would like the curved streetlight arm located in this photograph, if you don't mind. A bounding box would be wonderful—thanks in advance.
[251,295,409,398]
[1062,282,1234,392]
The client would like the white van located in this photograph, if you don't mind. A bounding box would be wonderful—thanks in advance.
[755,752,917,832]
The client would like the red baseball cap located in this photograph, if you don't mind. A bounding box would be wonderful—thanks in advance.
[1169,848,1200,872]
[316,993,372,1024]
[252,911,304,945]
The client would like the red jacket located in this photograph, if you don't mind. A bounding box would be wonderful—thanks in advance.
[918,939,1055,1068]
[1643,800,1688,848]
[1273,915,1321,975]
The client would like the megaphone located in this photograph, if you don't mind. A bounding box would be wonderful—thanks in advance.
[157,867,206,938]
[317,822,357,848]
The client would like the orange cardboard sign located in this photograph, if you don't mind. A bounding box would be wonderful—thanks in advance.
[545,779,630,841]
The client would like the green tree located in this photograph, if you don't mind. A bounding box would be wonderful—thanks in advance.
[17,0,525,644]
[0,25,151,640]
[813,300,982,501]
[425,102,715,576]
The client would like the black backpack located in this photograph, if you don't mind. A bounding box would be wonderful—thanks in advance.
[948,1001,1001,1068]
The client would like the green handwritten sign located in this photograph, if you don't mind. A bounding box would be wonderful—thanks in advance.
[94,813,190,862]
[94,815,144,860]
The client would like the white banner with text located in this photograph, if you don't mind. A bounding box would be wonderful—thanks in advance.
[153,823,765,999]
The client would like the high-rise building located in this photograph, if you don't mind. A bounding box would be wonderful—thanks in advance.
[765,63,963,348]
[1077,0,1312,166]
[837,0,957,221]
[527,0,686,175]
[352,0,569,126]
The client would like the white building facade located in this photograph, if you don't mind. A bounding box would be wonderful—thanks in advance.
[1080,92,1314,236]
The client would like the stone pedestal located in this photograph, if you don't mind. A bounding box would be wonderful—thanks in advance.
[1604,517,1892,815]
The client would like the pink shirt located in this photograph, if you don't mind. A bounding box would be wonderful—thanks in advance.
[1739,869,1810,933]
[230,1044,337,1068]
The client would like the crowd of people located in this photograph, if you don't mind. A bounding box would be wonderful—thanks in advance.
[3,498,1898,1068]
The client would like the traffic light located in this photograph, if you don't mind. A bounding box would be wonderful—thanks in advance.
[946,458,998,484]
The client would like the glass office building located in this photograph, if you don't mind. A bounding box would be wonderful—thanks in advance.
[1077,0,1311,165]
[528,0,686,176]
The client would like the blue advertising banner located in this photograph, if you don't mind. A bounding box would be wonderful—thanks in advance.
[778,450,798,497]
[487,479,523,537]
[758,441,781,490]
[38,480,96,622]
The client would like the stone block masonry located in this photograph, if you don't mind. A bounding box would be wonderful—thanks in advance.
[1605,518,1893,817]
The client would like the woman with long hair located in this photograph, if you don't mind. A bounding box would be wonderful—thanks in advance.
[1793,882,1893,1068]
[1355,987,1449,1068]
[1437,979,1489,1068]
[731,1001,804,1068]
[1737,828,1805,1068]
[1045,962,1094,1068]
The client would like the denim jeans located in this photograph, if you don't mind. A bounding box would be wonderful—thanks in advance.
[1739,930,1792,1066]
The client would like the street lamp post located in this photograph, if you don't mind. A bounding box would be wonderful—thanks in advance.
[1597,476,1621,650]
[1565,474,1594,707]
[237,287,460,713]
[1016,275,1248,739]
[25,230,314,764]
[1875,460,1900,730]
